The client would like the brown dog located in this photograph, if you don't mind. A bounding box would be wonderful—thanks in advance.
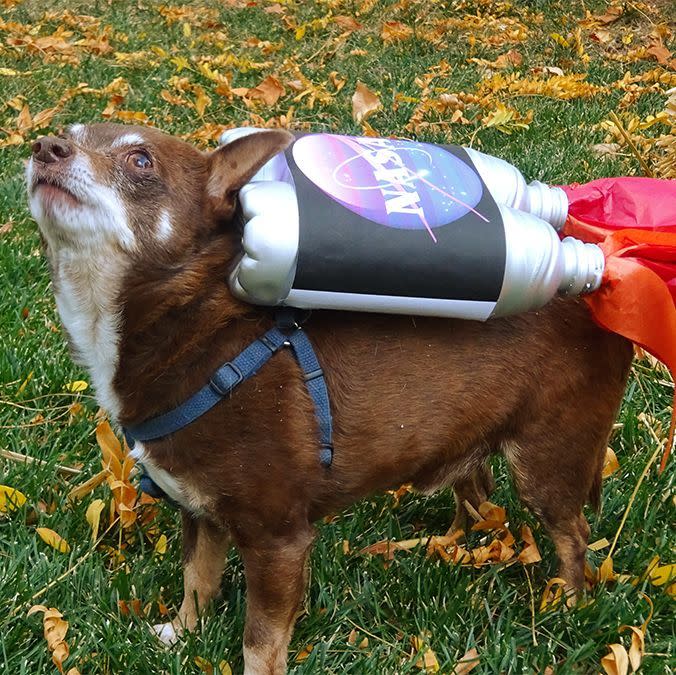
[27,123,633,674]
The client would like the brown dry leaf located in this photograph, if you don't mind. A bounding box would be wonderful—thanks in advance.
[603,447,620,478]
[249,75,285,106]
[382,21,413,42]
[518,525,542,564]
[352,82,381,123]
[334,15,363,32]
[592,143,621,157]
[347,628,358,645]
[295,644,313,662]
[97,420,123,477]
[452,647,480,674]
[494,49,523,69]
[328,71,346,93]
[601,643,629,675]
[36,527,71,554]
[27,605,72,673]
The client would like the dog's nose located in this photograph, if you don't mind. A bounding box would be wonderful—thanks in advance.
[32,136,73,164]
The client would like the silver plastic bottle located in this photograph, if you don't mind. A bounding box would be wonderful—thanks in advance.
[221,129,602,321]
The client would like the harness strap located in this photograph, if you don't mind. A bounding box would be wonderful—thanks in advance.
[124,311,334,502]
[125,325,290,442]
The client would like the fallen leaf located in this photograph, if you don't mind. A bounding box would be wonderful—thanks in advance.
[36,527,71,553]
[540,577,567,611]
[518,525,542,564]
[219,662,232,675]
[352,81,381,123]
[195,656,213,674]
[603,447,620,477]
[295,644,313,662]
[334,15,362,32]
[382,21,413,42]
[27,605,72,673]
[154,533,168,556]
[452,647,480,674]
[601,643,629,675]
[65,380,88,393]
[0,485,27,512]
[85,498,105,541]
[249,75,285,105]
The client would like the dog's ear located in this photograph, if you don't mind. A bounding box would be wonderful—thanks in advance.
[206,130,294,222]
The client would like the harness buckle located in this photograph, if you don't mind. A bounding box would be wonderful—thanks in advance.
[210,362,243,396]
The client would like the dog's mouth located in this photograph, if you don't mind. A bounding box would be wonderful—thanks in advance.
[31,174,81,206]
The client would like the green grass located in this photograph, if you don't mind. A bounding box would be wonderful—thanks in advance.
[1,0,674,672]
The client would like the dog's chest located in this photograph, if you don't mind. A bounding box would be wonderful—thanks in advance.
[52,251,124,419]
[129,441,210,514]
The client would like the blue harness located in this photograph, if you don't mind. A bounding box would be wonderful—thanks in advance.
[123,310,333,501]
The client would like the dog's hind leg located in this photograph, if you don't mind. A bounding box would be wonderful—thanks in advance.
[154,511,231,645]
[503,430,605,593]
[451,463,495,534]
[239,526,315,675]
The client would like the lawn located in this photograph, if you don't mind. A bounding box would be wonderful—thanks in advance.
[0,0,674,672]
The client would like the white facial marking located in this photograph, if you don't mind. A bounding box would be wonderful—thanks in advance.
[68,124,86,143]
[111,132,145,148]
[157,209,173,241]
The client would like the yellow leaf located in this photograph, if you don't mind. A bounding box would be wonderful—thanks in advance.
[154,534,168,556]
[0,68,20,76]
[193,86,211,117]
[601,643,629,675]
[540,577,567,611]
[648,562,675,586]
[182,23,192,38]
[86,499,105,541]
[195,656,213,674]
[603,447,620,478]
[352,81,381,123]
[452,647,480,674]
[65,380,88,393]
[17,370,34,395]
[67,469,108,501]
[218,661,232,675]
[0,485,27,512]
[37,527,71,554]
[599,556,616,582]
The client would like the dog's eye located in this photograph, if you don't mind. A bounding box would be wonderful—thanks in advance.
[126,150,153,170]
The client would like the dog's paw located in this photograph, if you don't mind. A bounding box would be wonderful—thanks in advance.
[153,621,181,646]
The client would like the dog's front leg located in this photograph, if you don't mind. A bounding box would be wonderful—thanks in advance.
[155,511,231,645]
[239,526,315,675]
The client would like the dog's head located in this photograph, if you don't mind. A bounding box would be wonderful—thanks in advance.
[27,122,293,260]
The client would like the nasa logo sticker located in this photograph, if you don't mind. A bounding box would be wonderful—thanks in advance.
[292,134,486,241]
